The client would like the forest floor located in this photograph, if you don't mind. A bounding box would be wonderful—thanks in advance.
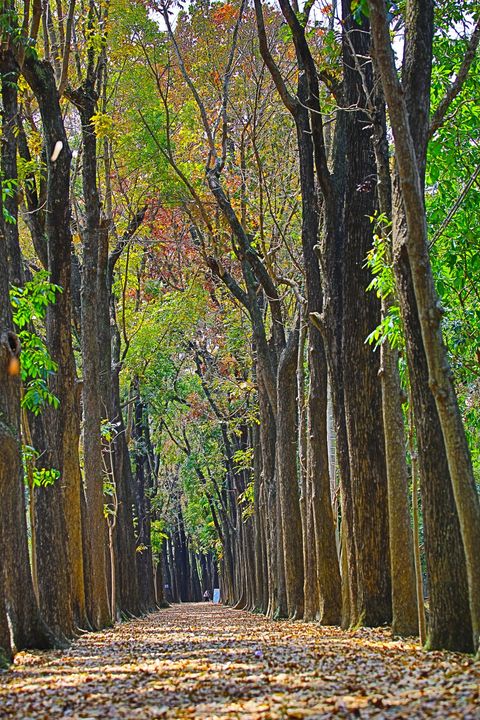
[0,603,478,719]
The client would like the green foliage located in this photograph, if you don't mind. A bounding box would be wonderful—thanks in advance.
[238,480,254,522]
[426,11,480,479]
[0,7,37,59]
[365,215,395,299]
[22,445,60,487]
[233,447,254,475]
[2,177,17,224]
[366,305,403,351]
[365,220,405,352]
[101,418,120,443]
[10,272,62,415]
[151,519,168,557]
[11,271,62,329]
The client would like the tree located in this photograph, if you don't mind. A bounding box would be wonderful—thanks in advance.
[0,37,54,657]
[368,0,480,652]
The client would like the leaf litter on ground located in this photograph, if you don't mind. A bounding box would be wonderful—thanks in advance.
[0,603,478,719]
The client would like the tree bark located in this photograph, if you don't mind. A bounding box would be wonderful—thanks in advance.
[276,324,304,618]
[372,84,418,637]
[133,384,156,611]
[341,2,391,626]
[22,56,86,635]
[369,0,479,651]
[70,79,111,630]
[1,51,23,286]
[0,185,54,656]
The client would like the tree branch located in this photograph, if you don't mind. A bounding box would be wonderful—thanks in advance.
[253,0,297,115]
[428,17,480,139]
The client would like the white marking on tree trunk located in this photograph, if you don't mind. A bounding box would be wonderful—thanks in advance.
[51,141,63,162]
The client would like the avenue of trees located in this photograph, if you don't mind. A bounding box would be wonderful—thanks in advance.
[1,0,479,665]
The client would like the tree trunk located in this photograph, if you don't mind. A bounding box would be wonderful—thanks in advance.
[22,56,86,635]
[380,329,418,636]
[1,51,23,286]
[341,3,391,626]
[252,419,267,612]
[167,538,179,603]
[298,324,317,621]
[190,551,202,602]
[277,325,304,618]
[155,558,167,607]
[133,384,156,610]
[0,189,54,654]
[393,240,473,651]
[372,86,418,637]
[369,0,478,651]
[72,82,111,630]
[108,303,141,616]
[258,370,279,617]
[295,79,341,624]
[308,331,342,624]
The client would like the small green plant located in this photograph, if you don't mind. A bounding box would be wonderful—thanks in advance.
[101,419,120,520]
[10,271,62,415]
[2,177,17,225]
[364,216,405,353]
[22,445,60,487]
[365,214,395,299]
[237,481,255,522]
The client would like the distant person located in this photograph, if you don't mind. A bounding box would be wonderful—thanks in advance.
[203,589,211,602]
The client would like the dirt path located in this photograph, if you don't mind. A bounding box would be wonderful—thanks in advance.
[0,603,478,719]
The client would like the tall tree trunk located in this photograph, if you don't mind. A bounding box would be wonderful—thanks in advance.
[0,331,53,653]
[190,551,202,602]
[295,78,341,624]
[298,324,316,621]
[22,56,86,635]
[380,329,418,636]
[133,383,156,610]
[372,88,418,637]
[393,242,473,651]
[163,542,173,603]
[71,80,111,630]
[108,298,141,615]
[277,324,304,618]
[257,369,280,617]
[369,0,478,651]
[1,51,23,286]
[308,332,342,624]
[155,556,166,607]
[341,2,391,626]
[167,538,179,603]
[253,419,267,612]
[0,176,54,656]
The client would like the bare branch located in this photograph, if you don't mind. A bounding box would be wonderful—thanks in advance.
[253,0,297,115]
[212,0,247,172]
[58,0,78,96]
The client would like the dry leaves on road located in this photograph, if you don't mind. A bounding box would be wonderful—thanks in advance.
[0,603,478,719]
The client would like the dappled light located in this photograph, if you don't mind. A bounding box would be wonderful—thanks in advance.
[1,605,479,719]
